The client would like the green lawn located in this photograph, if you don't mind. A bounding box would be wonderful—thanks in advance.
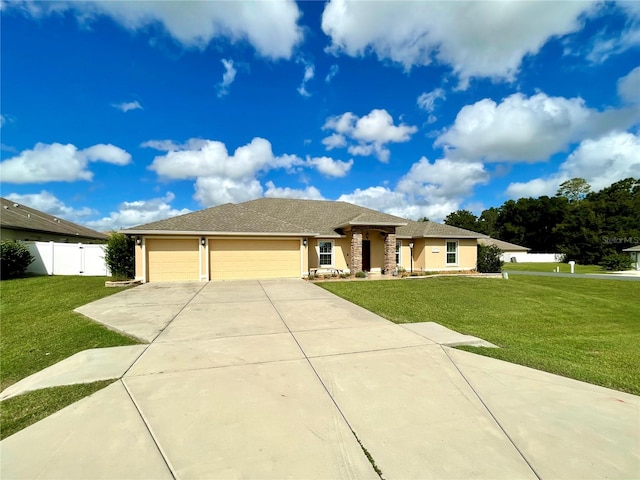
[318,276,640,395]
[1,276,140,390]
[503,262,606,273]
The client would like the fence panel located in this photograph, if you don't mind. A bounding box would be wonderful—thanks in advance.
[23,241,109,276]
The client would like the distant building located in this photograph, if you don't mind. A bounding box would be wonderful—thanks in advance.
[0,197,107,243]
[622,245,640,271]
[479,238,531,263]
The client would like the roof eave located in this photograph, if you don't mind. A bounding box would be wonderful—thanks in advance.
[120,229,318,237]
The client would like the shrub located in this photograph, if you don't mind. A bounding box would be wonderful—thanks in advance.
[355,271,366,278]
[104,233,135,280]
[599,253,633,271]
[477,244,504,273]
[0,241,34,279]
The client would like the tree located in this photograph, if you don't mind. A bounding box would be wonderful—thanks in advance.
[104,233,135,280]
[444,210,479,232]
[0,241,34,279]
[556,178,591,202]
[416,216,429,222]
[477,207,500,237]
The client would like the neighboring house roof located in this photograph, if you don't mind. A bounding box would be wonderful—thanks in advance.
[397,220,487,239]
[479,238,531,251]
[0,197,108,241]
[623,245,640,252]
[123,198,486,239]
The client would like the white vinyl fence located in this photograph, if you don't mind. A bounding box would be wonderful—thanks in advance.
[23,241,109,276]
[504,253,564,263]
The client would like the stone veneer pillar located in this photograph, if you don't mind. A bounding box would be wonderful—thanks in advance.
[384,229,397,274]
[351,228,363,273]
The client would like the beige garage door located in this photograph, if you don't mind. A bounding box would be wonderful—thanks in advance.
[147,238,199,282]
[210,239,300,280]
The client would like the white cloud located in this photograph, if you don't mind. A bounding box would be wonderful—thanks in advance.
[264,181,324,200]
[325,64,339,83]
[217,59,237,97]
[417,88,446,113]
[618,66,640,104]
[586,3,640,64]
[10,1,303,59]
[112,100,143,112]
[306,156,353,177]
[0,115,5,127]
[506,131,640,198]
[322,108,417,162]
[5,190,95,220]
[297,62,315,97]
[1,142,131,183]
[146,136,351,206]
[322,0,595,86]
[436,92,638,163]
[86,192,191,231]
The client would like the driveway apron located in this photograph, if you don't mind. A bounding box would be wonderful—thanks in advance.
[1,279,638,479]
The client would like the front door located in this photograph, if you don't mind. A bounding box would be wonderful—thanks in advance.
[362,240,371,271]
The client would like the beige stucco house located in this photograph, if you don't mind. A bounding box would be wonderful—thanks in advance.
[122,198,486,282]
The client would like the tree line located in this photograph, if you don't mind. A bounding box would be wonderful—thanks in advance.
[444,177,640,265]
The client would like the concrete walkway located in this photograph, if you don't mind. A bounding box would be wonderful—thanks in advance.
[1,279,638,479]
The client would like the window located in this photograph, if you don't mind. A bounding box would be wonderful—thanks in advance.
[319,240,333,267]
[396,240,402,266]
[446,241,458,265]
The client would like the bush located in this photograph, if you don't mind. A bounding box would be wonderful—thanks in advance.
[477,244,504,273]
[104,233,135,280]
[0,241,34,279]
[599,253,633,271]
[355,271,366,278]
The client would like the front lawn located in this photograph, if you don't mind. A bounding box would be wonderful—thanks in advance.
[503,262,605,273]
[318,276,640,395]
[0,276,140,390]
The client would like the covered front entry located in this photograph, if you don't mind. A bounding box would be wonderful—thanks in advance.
[146,238,199,282]
[209,238,301,280]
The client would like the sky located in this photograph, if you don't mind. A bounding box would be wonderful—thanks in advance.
[1,0,639,231]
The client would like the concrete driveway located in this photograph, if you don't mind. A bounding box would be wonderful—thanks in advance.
[1,279,638,479]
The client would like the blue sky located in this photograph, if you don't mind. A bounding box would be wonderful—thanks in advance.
[1,0,639,231]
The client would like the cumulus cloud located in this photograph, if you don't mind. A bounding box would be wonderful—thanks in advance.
[305,156,353,177]
[436,92,639,163]
[112,100,143,112]
[1,142,131,183]
[321,0,595,86]
[297,62,315,97]
[5,190,95,220]
[618,66,640,104]
[338,155,488,222]
[9,0,303,59]
[86,192,191,231]
[506,131,640,198]
[217,59,236,97]
[265,181,324,200]
[322,108,417,162]
[325,64,339,83]
[145,136,352,206]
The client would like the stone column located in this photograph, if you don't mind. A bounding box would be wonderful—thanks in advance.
[351,228,363,273]
[384,229,397,275]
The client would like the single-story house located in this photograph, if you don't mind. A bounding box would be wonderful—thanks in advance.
[0,197,108,243]
[479,237,531,263]
[122,198,487,282]
[622,245,640,270]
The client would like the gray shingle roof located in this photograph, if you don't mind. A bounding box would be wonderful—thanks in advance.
[623,245,640,252]
[123,198,486,239]
[0,197,108,241]
[479,238,530,251]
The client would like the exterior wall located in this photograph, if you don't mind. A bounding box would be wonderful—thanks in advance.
[421,238,478,271]
[367,230,386,272]
[413,238,426,271]
[397,241,413,271]
[309,238,350,271]
[135,244,143,281]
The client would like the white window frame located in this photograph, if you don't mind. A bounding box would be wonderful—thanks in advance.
[318,240,334,267]
[445,240,458,265]
[396,240,402,267]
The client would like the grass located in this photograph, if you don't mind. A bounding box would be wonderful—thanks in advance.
[503,262,606,273]
[1,275,140,391]
[318,276,640,395]
[0,380,116,440]
[0,275,141,438]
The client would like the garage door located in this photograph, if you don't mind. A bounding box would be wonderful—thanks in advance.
[147,238,199,282]
[210,239,300,280]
